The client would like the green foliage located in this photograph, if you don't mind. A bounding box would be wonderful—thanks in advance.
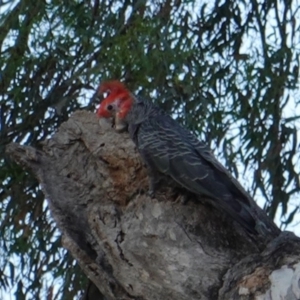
[0,0,299,298]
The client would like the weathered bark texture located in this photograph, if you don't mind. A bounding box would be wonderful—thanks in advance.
[7,111,300,300]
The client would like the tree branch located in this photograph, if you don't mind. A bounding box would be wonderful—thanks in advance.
[6,111,300,300]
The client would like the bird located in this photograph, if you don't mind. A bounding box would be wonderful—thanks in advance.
[96,80,280,236]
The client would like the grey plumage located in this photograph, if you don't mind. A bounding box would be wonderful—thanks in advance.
[122,95,278,235]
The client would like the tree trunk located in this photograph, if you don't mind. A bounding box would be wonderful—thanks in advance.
[7,111,300,300]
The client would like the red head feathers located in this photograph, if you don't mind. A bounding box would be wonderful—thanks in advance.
[96,80,133,120]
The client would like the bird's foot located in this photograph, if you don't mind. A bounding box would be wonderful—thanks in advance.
[171,189,193,204]
[137,187,146,195]
[180,192,193,205]
[147,188,156,199]
[147,176,162,199]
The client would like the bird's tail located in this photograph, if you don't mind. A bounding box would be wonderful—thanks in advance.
[214,195,280,238]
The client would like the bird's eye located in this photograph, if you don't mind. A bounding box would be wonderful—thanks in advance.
[107,104,113,111]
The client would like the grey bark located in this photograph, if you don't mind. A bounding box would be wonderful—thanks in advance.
[7,111,300,300]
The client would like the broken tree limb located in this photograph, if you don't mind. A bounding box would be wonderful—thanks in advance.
[7,111,300,300]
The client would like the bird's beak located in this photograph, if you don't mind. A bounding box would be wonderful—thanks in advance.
[115,117,128,132]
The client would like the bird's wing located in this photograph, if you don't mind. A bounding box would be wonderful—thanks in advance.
[136,115,256,232]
